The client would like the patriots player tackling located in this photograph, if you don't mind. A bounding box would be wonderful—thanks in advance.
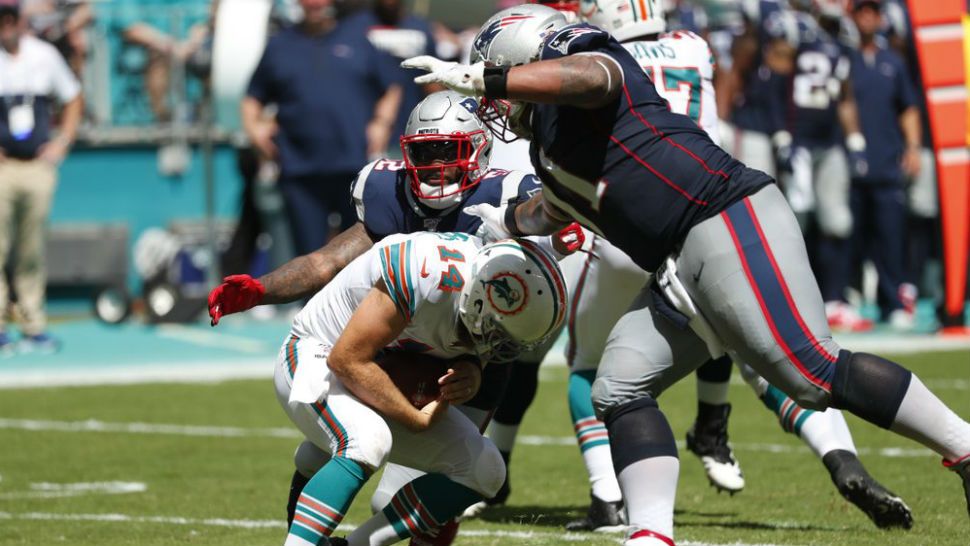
[406,4,970,544]
[209,90,580,545]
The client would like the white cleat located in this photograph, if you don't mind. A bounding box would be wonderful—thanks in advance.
[686,403,745,494]
[461,500,488,519]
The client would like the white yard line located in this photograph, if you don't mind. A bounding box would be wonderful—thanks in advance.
[0,359,272,389]
[0,482,146,500]
[0,418,935,458]
[0,511,794,545]
[154,324,273,354]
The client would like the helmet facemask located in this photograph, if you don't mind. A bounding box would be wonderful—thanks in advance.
[401,130,490,210]
[478,98,532,143]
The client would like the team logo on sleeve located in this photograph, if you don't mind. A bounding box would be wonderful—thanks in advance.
[474,14,534,58]
[546,26,604,55]
[482,273,528,315]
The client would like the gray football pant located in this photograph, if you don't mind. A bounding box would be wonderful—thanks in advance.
[593,184,842,418]
[783,145,852,238]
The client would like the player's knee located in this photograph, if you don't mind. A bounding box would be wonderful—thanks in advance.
[351,419,393,471]
[831,351,912,428]
[604,397,677,475]
[820,209,852,238]
[293,440,330,477]
[469,438,507,498]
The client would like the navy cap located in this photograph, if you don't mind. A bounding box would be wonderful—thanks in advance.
[851,0,881,11]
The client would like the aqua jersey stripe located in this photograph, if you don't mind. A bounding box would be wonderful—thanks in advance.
[380,242,415,321]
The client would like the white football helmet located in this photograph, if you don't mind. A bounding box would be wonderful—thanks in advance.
[470,4,569,142]
[459,238,568,363]
[580,0,666,41]
[401,91,493,210]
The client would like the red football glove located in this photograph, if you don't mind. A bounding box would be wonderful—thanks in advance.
[553,222,585,255]
[208,274,266,326]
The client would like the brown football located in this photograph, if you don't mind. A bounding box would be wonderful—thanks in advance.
[376,351,451,408]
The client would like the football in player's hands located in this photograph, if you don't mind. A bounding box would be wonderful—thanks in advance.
[376,351,451,408]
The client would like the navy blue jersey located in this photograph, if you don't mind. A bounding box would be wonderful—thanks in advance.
[529,24,772,272]
[731,64,787,135]
[766,12,849,147]
[350,158,542,239]
[849,46,918,183]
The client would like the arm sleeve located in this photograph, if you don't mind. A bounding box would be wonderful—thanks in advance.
[515,174,543,202]
[49,48,81,103]
[894,56,918,113]
[246,42,276,103]
[539,24,614,61]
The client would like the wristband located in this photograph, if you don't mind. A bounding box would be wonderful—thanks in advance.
[503,201,527,237]
[483,66,510,100]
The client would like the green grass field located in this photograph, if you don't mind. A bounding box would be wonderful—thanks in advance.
[1,350,968,545]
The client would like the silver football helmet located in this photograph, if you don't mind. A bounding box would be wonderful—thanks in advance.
[401,91,493,210]
[470,4,569,142]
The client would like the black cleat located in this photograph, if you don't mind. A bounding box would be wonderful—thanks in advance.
[565,492,626,532]
[686,402,745,494]
[824,450,913,529]
[327,537,348,546]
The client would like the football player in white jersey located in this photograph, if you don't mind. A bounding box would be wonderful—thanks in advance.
[562,0,911,531]
[276,231,567,546]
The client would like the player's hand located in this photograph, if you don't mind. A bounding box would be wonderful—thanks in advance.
[411,398,450,432]
[901,146,921,179]
[464,203,513,242]
[438,360,482,405]
[771,131,793,174]
[846,132,869,178]
[402,56,485,96]
[552,222,585,256]
[207,274,266,326]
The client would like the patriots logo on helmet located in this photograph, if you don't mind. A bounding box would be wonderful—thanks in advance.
[545,26,604,55]
[474,14,535,59]
[459,97,480,114]
[482,273,528,315]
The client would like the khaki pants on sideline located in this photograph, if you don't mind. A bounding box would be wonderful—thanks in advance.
[0,158,57,335]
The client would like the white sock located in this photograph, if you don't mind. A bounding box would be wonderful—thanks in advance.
[283,536,316,546]
[583,444,622,502]
[346,510,395,546]
[486,421,519,454]
[617,456,679,539]
[696,378,730,405]
[890,375,970,462]
[800,408,858,459]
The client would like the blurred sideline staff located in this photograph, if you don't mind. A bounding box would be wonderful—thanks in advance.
[241,0,402,258]
[0,0,82,353]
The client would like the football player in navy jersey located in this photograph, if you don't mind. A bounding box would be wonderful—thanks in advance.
[208,90,580,546]
[406,4,970,544]
[763,3,873,333]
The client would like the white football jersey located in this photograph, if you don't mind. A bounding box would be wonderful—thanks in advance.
[291,232,483,360]
[624,30,720,144]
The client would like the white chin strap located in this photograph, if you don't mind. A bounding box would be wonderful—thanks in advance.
[417,182,464,210]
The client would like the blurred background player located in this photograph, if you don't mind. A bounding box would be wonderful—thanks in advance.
[241,0,402,259]
[760,1,872,333]
[0,0,81,354]
[350,0,439,155]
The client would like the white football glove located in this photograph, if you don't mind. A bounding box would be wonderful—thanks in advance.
[464,203,513,242]
[401,55,485,96]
